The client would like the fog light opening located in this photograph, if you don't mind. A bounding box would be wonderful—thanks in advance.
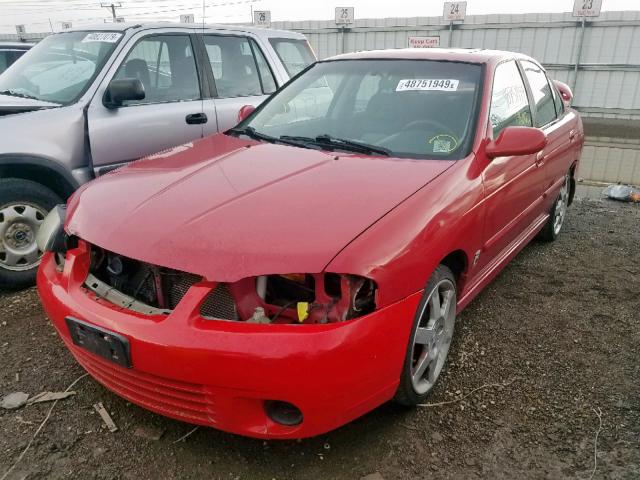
[264,400,303,426]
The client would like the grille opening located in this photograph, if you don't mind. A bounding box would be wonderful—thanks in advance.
[87,246,240,320]
[85,246,375,324]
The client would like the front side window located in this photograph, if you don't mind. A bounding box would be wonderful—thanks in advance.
[268,38,315,77]
[490,61,532,137]
[114,34,200,105]
[0,32,121,104]
[521,60,557,127]
[239,59,483,159]
[203,35,276,98]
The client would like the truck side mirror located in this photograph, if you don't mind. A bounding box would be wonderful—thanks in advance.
[103,78,145,109]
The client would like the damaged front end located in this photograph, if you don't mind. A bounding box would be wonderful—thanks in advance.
[83,243,377,324]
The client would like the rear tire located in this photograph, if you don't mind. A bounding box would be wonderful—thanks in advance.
[539,172,570,242]
[394,265,457,406]
[0,178,62,290]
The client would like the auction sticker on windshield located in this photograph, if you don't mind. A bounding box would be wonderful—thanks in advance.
[82,32,122,43]
[396,79,459,92]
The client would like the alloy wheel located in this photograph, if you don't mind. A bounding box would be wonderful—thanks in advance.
[410,278,456,394]
[553,175,570,236]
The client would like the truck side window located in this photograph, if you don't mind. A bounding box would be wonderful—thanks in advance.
[268,38,315,76]
[490,61,532,137]
[114,35,200,105]
[203,35,276,98]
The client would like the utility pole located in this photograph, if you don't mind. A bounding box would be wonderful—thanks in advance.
[100,2,122,22]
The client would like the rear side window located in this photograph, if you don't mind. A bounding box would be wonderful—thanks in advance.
[521,60,557,127]
[268,38,315,76]
[490,61,532,137]
[203,35,276,98]
[114,34,200,105]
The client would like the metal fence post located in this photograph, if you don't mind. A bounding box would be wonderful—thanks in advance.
[449,21,454,47]
[572,17,587,91]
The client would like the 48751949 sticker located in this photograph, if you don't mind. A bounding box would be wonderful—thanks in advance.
[396,79,459,92]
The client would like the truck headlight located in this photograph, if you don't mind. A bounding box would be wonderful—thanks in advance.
[36,204,67,253]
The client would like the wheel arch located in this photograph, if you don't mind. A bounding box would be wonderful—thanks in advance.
[0,155,79,201]
[438,249,469,292]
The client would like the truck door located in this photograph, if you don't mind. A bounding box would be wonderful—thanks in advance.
[88,30,213,171]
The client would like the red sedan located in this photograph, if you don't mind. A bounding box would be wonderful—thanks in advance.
[36,48,583,439]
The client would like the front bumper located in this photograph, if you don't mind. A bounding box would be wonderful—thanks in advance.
[37,244,421,439]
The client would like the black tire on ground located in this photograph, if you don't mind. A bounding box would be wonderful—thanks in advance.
[538,172,571,242]
[0,178,63,290]
[394,264,457,406]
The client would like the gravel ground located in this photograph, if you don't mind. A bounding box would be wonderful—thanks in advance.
[1,194,638,480]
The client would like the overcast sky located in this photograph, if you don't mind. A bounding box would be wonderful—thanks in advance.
[1,0,638,34]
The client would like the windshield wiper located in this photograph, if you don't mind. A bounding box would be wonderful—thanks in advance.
[280,134,391,156]
[0,89,40,101]
[227,126,314,150]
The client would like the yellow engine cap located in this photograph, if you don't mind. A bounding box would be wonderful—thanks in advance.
[297,302,309,322]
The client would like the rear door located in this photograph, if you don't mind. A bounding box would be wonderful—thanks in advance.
[88,29,209,170]
[199,34,278,133]
[479,60,548,270]
[519,60,578,207]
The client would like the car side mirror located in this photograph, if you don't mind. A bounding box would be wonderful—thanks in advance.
[103,78,145,109]
[552,79,573,106]
[486,126,547,159]
[237,104,256,123]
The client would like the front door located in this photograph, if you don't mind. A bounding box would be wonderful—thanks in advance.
[88,31,211,170]
[479,60,548,270]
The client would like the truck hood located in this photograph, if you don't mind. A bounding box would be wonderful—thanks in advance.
[0,94,60,116]
[67,134,452,281]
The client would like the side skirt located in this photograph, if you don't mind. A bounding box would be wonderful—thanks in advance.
[456,211,549,312]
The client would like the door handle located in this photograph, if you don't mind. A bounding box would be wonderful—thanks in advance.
[569,129,576,141]
[536,151,546,166]
[186,113,208,125]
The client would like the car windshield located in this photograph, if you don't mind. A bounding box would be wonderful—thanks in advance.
[0,31,122,105]
[239,59,483,159]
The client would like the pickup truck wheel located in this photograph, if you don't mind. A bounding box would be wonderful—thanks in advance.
[0,179,62,290]
[394,265,456,406]
[539,173,570,242]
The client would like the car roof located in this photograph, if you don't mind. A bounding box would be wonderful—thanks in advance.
[326,48,535,66]
[0,42,34,49]
[62,22,306,39]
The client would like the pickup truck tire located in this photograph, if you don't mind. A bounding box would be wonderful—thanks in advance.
[0,178,62,290]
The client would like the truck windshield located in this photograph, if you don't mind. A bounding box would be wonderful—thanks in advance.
[239,59,483,159]
[0,31,122,105]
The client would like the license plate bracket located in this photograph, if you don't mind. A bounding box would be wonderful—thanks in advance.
[65,317,132,368]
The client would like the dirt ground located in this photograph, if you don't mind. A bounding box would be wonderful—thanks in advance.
[1,192,638,480]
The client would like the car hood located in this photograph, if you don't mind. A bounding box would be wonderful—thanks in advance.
[0,94,60,115]
[67,134,453,281]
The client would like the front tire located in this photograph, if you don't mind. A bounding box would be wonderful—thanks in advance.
[394,265,457,406]
[0,178,62,290]
[539,172,570,242]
